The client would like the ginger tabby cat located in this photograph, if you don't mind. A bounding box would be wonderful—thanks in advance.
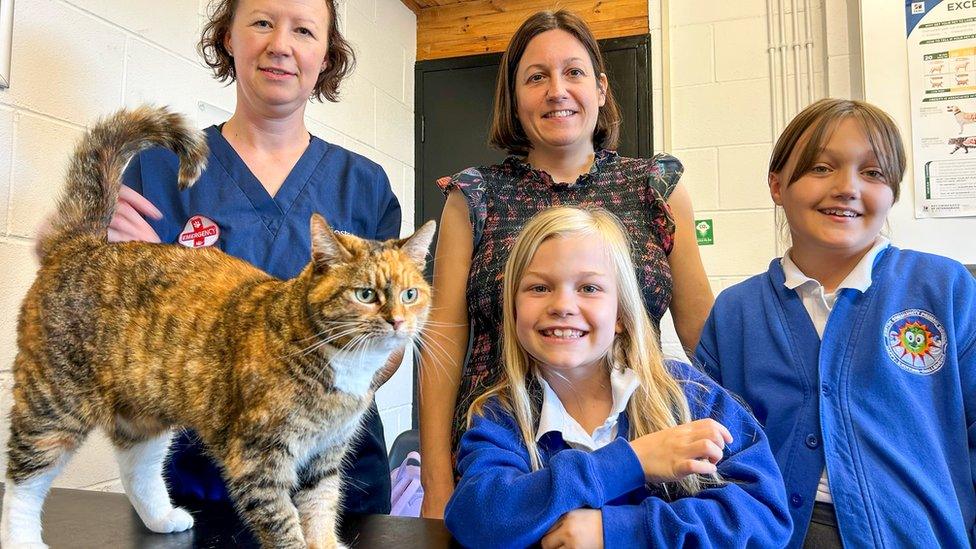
[1,106,434,549]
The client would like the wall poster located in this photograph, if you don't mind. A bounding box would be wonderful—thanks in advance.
[0,0,11,89]
[906,0,976,218]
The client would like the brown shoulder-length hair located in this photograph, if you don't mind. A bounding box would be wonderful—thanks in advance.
[198,0,355,103]
[768,98,906,201]
[489,10,621,155]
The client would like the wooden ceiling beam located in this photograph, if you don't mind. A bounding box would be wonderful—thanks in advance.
[399,0,424,15]
[406,0,649,61]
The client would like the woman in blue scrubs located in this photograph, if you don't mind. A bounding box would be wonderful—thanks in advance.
[111,0,400,518]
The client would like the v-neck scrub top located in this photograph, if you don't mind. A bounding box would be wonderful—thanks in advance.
[123,125,401,514]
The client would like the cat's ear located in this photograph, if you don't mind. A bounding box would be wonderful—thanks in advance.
[310,214,353,268]
[397,220,436,267]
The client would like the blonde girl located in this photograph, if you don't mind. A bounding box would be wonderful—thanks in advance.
[697,98,976,548]
[444,206,791,548]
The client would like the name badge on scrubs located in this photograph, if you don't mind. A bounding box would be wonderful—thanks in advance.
[178,215,220,248]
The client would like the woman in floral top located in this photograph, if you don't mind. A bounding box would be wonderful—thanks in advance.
[418,9,714,518]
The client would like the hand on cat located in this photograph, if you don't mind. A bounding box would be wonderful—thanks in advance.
[628,418,733,483]
[370,348,405,391]
[540,509,603,549]
[107,185,163,243]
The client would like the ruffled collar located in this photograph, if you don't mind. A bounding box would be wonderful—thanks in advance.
[504,149,618,187]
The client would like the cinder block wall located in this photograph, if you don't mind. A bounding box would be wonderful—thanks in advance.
[666,0,832,296]
[0,0,417,491]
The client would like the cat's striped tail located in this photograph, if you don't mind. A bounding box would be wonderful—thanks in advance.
[38,105,208,259]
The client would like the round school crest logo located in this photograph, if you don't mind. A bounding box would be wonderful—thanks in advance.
[178,215,220,248]
[883,309,947,375]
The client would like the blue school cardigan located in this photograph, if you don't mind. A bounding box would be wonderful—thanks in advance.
[696,247,976,547]
[444,361,792,548]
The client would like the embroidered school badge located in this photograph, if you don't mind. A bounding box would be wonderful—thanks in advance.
[178,215,220,248]
[883,309,947,375]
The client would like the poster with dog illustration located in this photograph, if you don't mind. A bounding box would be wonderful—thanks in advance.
[906,1,976,218]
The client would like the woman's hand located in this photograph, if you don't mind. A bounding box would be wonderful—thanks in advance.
[540,509,603,549]
[420,476,455,519]
[107,185,163,243]
[418,189,472,520]
[665,183,714,352]
[628,419,733,483]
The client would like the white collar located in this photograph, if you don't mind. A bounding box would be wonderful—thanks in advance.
[781,237,890,293]
[535,367,641,446]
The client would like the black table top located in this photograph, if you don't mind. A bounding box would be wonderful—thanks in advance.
[1,487,458,548]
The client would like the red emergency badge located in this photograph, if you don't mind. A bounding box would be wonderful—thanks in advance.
[178,215,220,248]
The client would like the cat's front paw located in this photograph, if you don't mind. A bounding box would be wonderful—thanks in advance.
[143,506,194,533]
[2,543,49,549]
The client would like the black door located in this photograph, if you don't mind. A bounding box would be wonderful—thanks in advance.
[414,34,653,240]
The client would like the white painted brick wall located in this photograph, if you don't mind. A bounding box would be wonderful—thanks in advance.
[9,114,85,238]
[697,210,778,277]
[672,147,719,210]
[665,0,830,294]
[670,0,767,26]
[0,109,11,233]
[714,18,768,81]
[670,24,713,87]
[0,0,416,491]
[824,0,854,98]
[717,143,774,210]
[671,80,773,148]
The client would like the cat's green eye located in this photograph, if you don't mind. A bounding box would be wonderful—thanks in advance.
[401,288,419,304]
[354,288,378,304]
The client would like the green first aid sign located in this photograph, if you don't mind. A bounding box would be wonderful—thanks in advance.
[695,219,714,245]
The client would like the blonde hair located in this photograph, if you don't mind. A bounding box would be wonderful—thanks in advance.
[468,206,707,495]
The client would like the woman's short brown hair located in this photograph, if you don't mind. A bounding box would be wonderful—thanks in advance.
[769,98,906,202]
[489,10,621,156]
[198,0,355,103]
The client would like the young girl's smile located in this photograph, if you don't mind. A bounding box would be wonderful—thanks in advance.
[515,233,620,380]
[770,117,895,261]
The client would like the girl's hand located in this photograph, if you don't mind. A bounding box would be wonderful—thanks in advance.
[540,509,603,549]
[107,185,163,243]
[628,418,733,483]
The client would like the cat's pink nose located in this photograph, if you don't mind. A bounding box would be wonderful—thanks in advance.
[392,318,405,331]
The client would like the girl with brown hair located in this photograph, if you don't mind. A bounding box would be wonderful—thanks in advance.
[697,98,976,547]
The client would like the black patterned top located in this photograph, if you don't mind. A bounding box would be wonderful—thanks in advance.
[437,150,684,451]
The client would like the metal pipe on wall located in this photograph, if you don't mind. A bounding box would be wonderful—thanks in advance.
[803,0,818,102]
[791,0,804,107]
[769,0,824,130]
[777,0,791,119]
[766,0,782,137]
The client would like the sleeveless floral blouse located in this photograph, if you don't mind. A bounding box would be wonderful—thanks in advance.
[437,150,684,450]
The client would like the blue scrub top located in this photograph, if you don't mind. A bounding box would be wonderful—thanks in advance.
[123,125,401,514]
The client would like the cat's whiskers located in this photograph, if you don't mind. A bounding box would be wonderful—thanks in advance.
[412,332,456,379]
[284,326,362,359]
[295,320,362,344]
[417,320,467,328]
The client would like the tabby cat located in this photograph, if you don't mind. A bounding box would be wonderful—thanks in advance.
[0,106,434,549]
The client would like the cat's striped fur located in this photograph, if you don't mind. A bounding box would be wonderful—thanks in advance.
[1,106,434,549]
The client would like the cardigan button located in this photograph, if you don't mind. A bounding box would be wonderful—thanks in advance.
[805,434,820,449]
[790,493,803,508]
[821,384,832,397]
